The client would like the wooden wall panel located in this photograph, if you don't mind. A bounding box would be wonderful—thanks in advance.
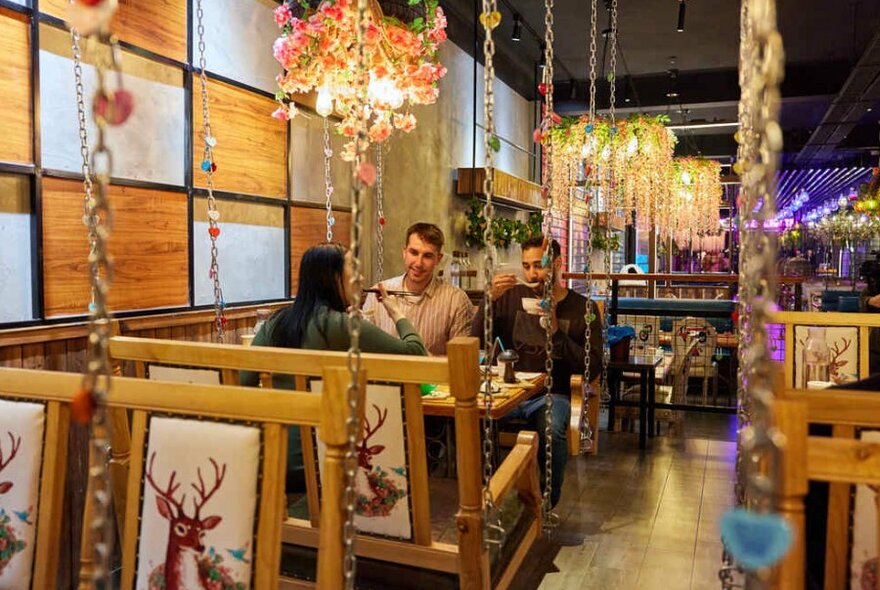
[41,0,187,63]
[42,178,189,317]
[192,76,287,199]
[290,206,351,293]
[0,9,32,164]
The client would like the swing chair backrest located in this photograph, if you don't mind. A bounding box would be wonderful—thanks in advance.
[0,365,360,590]
[109,335,543,590]
[0,387,68,589]
[772,391,880,590]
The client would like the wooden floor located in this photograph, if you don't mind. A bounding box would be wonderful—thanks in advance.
[510,413,740,590]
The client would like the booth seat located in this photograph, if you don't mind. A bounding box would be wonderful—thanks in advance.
[604,297,736,334]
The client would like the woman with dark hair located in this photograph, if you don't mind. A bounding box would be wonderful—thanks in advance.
[241,243,427,493]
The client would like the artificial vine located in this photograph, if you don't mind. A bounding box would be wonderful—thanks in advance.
[464,197,543,248]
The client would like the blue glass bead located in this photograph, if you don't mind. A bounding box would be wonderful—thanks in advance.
[329,216,336,226]
[720,508,792,571]
[609,127,618,135]
[584,124,594,133]
[88,302,96,313]
[200,160,211,172]
[539,299,551,311]
[541,254,550,267]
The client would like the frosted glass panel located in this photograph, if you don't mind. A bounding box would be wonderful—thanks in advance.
[193,198,285,304]
[39,25,185,186]
[193,0,279,94]
[0,174,32,323]
[290,114,352,206]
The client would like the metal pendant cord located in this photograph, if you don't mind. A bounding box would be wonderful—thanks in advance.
[342,1,370,587]
[74,30,126,589]
[579,0,599,455]
[325,116,336,241]
[480,0,505,550]
[722,1,785,587]
[375,142,385,280]
[196,0,227,342]
[539,0,559,535]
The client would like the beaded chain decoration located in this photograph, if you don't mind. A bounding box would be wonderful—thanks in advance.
[477,0,506,551]
[538,0,559,534]
[720,0,790,586]
[342,1,371,587]
[324,117,336,241]
[578,0,600,455]
[195,0,228,341]
[67,0,133,585]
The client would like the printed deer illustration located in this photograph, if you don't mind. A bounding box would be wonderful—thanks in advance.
[829,337,852,383]
[145,452,231,590]
[0,431,21,495]
[355,404,406,517]
[0,431,25,576]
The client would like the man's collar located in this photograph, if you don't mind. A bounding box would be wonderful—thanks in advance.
[403,273,437,298]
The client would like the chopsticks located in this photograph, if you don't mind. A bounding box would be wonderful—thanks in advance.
[362,288,421,296]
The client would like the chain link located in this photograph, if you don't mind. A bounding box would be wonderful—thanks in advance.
[196,0,227,342]
[375,142,385,280]
[71,30,99,310]
[342,1,370,586]
[539,0,559,534]
[76,28,122,588]
[480,0,505,550]
[726,0,785,587]
[578,0,599,456]
[324,117,335,242]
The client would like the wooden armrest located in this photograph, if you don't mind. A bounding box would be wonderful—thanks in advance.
[488,431,540,507]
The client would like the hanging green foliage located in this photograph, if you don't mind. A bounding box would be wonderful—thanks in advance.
[464,197,544,249]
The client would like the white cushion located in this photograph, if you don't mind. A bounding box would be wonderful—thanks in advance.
[135,417,260,589]
[0,400,45,589]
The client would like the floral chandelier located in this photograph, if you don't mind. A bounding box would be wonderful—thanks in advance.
[272,0,448,159]
[548,114,679,230]
[669,157,723,243]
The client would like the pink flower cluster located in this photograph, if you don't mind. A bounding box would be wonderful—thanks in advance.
[271,0,448,158]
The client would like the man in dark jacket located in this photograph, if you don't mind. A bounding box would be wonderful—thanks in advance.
[471,236,603,506]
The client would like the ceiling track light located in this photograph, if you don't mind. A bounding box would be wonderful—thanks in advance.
[677,0,686,33]
[512,14,522,42]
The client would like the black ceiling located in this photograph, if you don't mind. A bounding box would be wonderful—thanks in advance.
[440,0,880,166]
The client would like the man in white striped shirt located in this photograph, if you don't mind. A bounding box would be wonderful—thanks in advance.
[363,223,474,356]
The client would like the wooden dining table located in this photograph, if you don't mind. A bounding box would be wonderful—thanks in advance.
[420,371,547,418]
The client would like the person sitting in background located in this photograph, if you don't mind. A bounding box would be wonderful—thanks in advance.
[471,236,603,507]
[363,222,473,356]
[241,243,427,493]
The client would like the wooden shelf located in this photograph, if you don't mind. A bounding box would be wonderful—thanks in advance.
[455,168,543,212]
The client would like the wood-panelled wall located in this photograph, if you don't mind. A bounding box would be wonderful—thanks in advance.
[192,76,288,198]
[41,0,188,62]
[290,206,352,292]
[0,8,31,164]
[42,178,189,317]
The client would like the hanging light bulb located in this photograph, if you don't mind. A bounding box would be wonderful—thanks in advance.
[839,195,849,209]
[627,135,638,156]
[581,142,590,158]
[316,85,334,117]
[601,146,611,161]
[681,170,692,186]
[387,85,405,109]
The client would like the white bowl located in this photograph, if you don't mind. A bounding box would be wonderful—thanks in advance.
[521,297,543,315]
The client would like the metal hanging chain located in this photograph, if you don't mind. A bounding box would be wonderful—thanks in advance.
[579,0,599,455]
[71,30,99,311]
[375,142,385,280]
[342,1,370,587]
[324,117,336,242]
[196,0,227,342]
[726,0,785,587]
[600,0,618,407]
[539,0,558,535]
[76,31,126,589]
[480,0,505,550]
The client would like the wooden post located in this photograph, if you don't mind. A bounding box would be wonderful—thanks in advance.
[317,366,366,590]
[772,399,808,589]
[447,337,490,590]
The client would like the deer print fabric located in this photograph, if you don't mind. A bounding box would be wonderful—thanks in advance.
[0,400,44,589]
[310,382,413,540]
[793,326,859,385]
[850,430,880,590]
[136,417,260,590]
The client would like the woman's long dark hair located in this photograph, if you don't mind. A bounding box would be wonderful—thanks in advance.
[269,243,347,348]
